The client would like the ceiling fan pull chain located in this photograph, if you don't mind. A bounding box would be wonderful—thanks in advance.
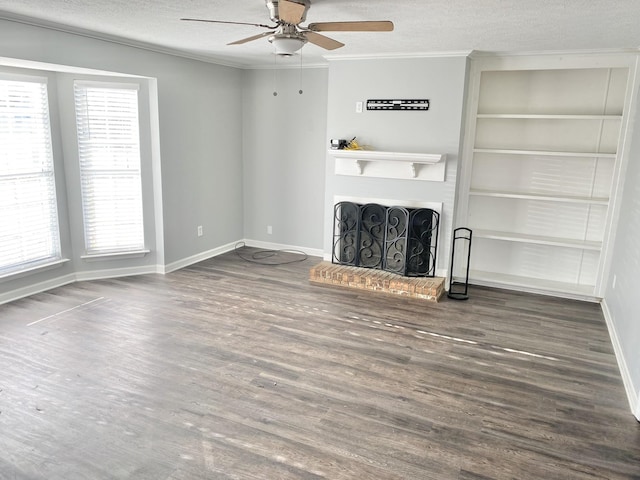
[299,49,303,95]
[273,52,278,96]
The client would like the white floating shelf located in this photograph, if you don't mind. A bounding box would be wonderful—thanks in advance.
[330,150,446,182]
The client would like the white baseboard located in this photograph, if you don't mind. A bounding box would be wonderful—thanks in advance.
[1,265,161,306]
[0,273,77,306]
[1,240,323,305]
[601,299,639,420]
[164,240,324,273]
[242,239,324,258]
[469,277,600,303]
[162,240,240,274]
[75,265,161,282]
[0,243,236,304]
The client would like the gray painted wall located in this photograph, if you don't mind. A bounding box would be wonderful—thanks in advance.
[0,18,243,298]
[242,67,328,251]
[324,57,469,272]
[604,101,640,419]
[155,61,243,264]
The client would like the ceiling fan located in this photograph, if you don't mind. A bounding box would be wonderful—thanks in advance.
[181,0,394,56]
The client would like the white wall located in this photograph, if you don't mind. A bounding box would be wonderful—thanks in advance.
[603,93,640,420]
[0,18,244,300]
[324,56,469,273]
[242,67,328,252]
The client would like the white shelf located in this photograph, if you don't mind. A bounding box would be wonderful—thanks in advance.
[476,113,622,120]
[469,189,609,205]
[330,150,446,182]
[472,229,602,251]
[469,270,596,298]
[473,148,617,159]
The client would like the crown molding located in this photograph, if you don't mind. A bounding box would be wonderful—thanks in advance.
[0,11,335,70]
[247,62,328,70]
[7,10,637,72]
[0,55,148,77]
[469,47,640,59]
[0,11,249,69]
[324,51,473,62]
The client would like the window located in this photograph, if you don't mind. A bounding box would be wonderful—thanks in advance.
[0,75,61,276]
[74,82,145,255]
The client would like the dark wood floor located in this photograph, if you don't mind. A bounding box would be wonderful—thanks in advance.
[0,248,639,479]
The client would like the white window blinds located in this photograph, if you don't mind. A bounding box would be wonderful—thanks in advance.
[0,76,61,275]
[74,83,144,255]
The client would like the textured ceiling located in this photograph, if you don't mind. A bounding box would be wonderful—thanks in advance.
[1,0,640,67]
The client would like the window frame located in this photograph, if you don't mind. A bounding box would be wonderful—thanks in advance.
[0,72,64,278]
[73,80,147,258]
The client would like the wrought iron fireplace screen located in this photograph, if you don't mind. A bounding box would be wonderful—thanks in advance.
[332,201,439,277]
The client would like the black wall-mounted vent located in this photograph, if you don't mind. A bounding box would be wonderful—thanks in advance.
[366,99,430,111]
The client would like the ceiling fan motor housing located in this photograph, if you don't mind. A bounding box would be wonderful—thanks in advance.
[265,0,309,24]
[268,24,307,55]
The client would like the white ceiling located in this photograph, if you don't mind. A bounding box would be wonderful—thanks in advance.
[1,0,640,68]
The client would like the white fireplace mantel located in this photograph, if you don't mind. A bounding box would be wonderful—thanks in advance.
[330,150,446,182]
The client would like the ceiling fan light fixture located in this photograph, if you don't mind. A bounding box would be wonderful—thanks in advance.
[269,35,306,56]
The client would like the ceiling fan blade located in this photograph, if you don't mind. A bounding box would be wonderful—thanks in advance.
[308,21,394,32]
[228,31,275,45]
[279,0,306,24]
[304,31,344,51]
[181,18,275,29]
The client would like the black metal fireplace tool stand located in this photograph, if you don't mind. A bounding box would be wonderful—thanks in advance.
[448,227,472,300]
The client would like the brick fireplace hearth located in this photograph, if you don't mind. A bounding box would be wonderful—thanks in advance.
[309,261,445,302]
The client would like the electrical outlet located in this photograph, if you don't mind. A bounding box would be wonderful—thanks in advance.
[267,225,273,235]
[355,101,363,113]
[197,225,203,237]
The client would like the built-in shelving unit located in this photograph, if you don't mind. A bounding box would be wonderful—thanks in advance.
[458,64,631,299]
[330,150,446,182]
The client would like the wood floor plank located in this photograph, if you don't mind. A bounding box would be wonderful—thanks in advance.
[0,247,639,479]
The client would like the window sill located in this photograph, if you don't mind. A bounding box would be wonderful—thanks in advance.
[0,258,71,282]
[81,249,151,262]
